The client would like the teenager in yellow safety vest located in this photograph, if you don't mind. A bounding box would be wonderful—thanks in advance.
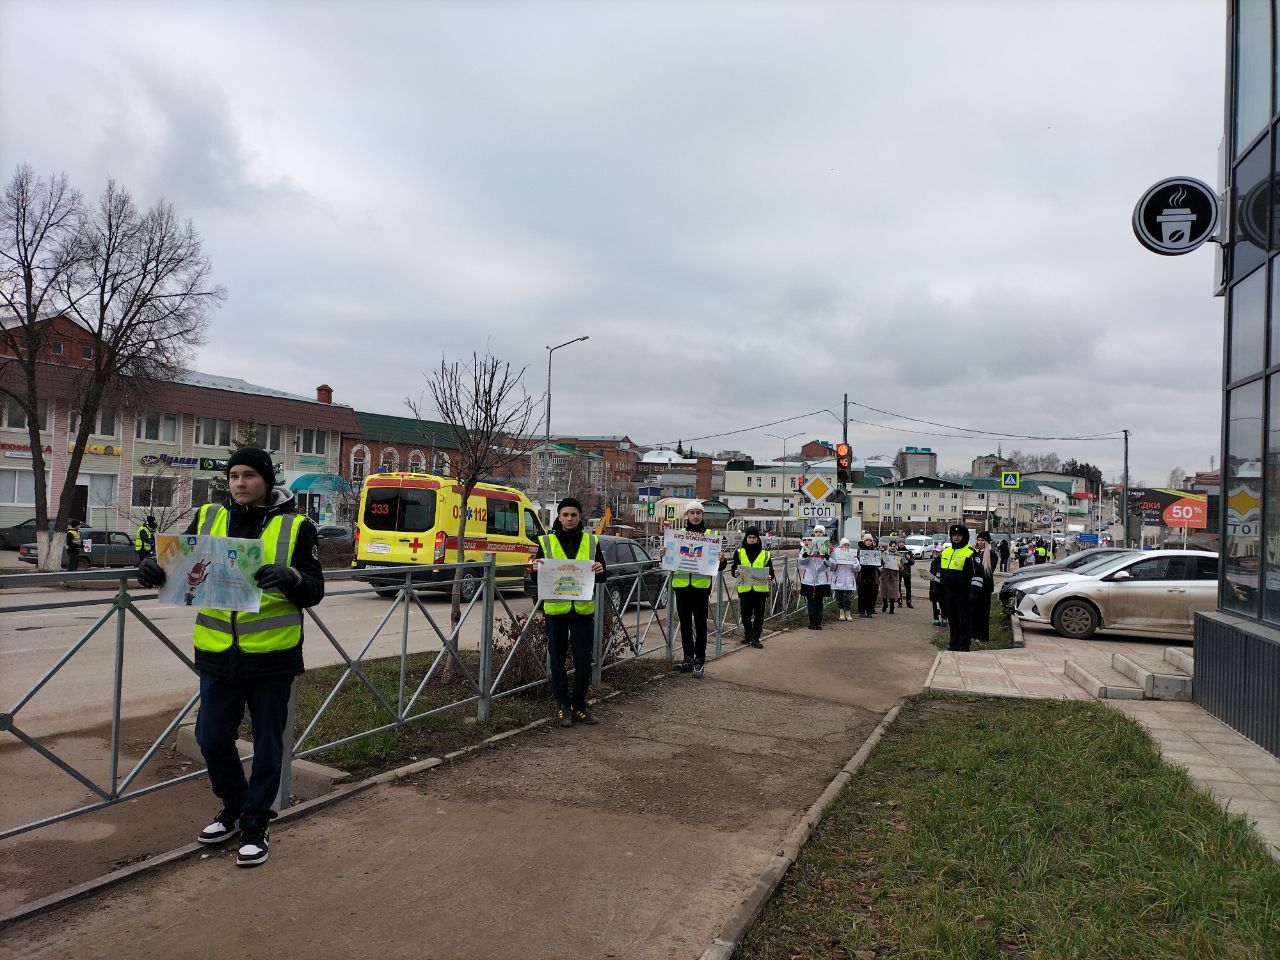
[136,447,324,868]
[134,514,158,562]
[659,501,718,677]
[530,497,607,727]
[725,526,774,648]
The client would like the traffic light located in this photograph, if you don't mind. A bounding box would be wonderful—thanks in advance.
[646,501,655,517]
[836,442,851,484]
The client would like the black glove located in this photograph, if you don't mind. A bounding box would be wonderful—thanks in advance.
[136,557,166,588]
[254,564,300,592]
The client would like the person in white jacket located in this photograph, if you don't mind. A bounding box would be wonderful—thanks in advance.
[830,537,859,621]
[798,524,833,630]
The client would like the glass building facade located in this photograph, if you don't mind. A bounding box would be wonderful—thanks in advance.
[1199,0,1280,757]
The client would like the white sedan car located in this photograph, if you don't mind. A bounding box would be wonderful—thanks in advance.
[1014,549,1218,641]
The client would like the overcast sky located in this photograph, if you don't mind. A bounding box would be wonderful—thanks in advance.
[1,0,1225,484]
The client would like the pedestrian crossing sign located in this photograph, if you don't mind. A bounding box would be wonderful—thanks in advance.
[1000,471,1021,489]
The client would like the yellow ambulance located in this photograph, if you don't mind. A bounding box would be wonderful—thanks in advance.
[352,473,544,599]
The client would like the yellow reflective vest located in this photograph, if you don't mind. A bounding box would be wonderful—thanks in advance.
[540,532,598,616]
[191,504,304,655]
[735,547,771,594]
[134,525,155,555]
[671,529,719,589]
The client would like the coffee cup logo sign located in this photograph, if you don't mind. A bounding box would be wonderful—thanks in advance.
[1133,177,1219,255]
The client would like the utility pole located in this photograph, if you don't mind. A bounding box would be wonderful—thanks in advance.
[1122,428,1130,547]
[842,392,850,539]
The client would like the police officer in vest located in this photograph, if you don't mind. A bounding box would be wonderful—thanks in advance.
[726,526,774,648]
[136,448,323,868]
[134,514,158,563]
[530,497,607,727]
[659,501,717,678]
[929,524,985,652]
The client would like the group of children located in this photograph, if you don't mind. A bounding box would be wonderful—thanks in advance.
[796,528,916,625]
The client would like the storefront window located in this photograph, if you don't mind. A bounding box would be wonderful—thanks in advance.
[1224,380,1264,616]
[1236,0,1272,156]
[1233,134,1272,281]
[1265,376,1280,621]
[1231,265,1266,381]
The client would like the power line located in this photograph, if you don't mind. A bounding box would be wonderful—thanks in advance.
[844,397,1125,442]
[843,415,1126,443]
[645,409,829,449]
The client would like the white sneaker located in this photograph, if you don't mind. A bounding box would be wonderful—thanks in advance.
[236,826,269,867]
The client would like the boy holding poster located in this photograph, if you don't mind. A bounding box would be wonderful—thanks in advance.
[726,527,773,647]
[530,498,607,727]
[659,501,716,678]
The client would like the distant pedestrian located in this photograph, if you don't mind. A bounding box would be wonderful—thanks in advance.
[532,497,607,725]
[135,514,158,563]
[931,524,984,652]
[660,500,717,677]
[971,531,997,643]
[997,538,1010,572]
[727,527,773,647]
[898,543,914,608]
[798,524,833,630]
[65,519,86,571]
[1034,540,1048,564]
[1016,540,1029,569]
[831,537,858,621]
[878,544,901,614]
[855,533,880,618]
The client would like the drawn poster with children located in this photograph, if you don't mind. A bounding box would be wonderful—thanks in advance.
[661,530,721,578]
[155,534,264,612]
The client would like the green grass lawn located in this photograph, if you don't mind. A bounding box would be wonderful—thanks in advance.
[737,696,1280,960]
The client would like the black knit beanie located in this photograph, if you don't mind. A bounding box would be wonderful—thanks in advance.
[226,447,277,489]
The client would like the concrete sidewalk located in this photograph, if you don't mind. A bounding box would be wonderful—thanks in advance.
[0,606,942,960]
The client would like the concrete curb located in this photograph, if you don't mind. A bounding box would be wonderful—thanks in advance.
[698,700,905,960]
[923,651,944,691]
[0,658,692,930]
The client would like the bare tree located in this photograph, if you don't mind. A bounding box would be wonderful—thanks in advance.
[1,168,226,570]
[0,166,85,566]
[407,352,538,632]
[1166,466,1187,489]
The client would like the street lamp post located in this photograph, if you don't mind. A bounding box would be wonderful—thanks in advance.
[543,335,589,513]
[765,431,801,539]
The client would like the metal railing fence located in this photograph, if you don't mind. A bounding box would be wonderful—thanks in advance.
[0,554,821,840]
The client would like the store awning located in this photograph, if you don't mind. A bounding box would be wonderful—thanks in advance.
[290,473,351,495]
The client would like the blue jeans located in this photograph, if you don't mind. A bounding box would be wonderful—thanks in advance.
[196,672,295,830]
[546,614,594,710]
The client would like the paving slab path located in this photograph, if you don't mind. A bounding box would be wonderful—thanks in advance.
[0,606,942,960]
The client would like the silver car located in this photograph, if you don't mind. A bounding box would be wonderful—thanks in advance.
[1014,550,1218,641]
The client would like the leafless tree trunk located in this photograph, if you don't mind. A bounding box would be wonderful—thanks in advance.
[406,353,537,658]
[0,167,226,571]
[0,166,86,569]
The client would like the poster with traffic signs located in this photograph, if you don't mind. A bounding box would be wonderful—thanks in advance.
[536,558,596,602]
[662,529,721,578]
[1126,489,1208,528]
[155,534,263,611]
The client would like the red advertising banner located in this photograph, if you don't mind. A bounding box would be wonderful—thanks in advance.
[1127,488,1208,529]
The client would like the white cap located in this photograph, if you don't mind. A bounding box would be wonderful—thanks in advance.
[685,500,704,513]
[813,524,826,534]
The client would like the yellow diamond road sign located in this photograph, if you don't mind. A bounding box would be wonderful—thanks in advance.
[802,475,832,502]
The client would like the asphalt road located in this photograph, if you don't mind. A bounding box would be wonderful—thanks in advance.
[0,578,536,741]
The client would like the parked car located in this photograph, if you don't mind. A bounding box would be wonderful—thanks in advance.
[316,525,353,543]
[902,535,935,560]
[18,528,140,568]
[525,535,667,611]
[0,517,54,549]
[999,547,1138,611]
[1013,550,1218,641]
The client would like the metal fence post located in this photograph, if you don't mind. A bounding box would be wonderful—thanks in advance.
[108,574,128,796]
[664,572,676,661]
[478,554,496,721]
[714,573,724,656]
[398,569,412,720]
[592,582,605,685]
[273,677,298,812]
[782,556,791,617]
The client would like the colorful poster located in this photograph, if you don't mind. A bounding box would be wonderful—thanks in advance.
[882,553,900,571]
[800,536,831,557]
[1126,488,1210,529]
[536,558,596,602]
[736,563,771,585]
[857,549,883,567]
[155,534,263,612]
[662,530,721,578]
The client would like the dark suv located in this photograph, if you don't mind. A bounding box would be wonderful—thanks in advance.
[525,535,668,611]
